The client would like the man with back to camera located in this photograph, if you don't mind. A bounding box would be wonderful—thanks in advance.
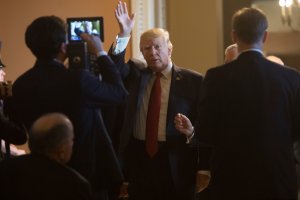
[0,112,92,200]
[107,2,211,200]
[9,15,128,200]
[174,7,300,199]
[224,42,285,65]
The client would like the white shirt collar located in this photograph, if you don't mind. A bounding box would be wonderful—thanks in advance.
[240,48,264,56]
[159,61,172,80]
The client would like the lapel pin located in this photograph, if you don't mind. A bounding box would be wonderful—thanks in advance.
[176,74,182,80]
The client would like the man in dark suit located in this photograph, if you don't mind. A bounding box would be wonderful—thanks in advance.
[10,16,128,200]
[175,7,300,200]
[0,113,92,200]
[107,2,210,200]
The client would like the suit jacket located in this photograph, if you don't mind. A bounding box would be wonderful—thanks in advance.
[11,57,127,192]
[110,50,207,199]
[0,111,26,145]
[197,51,300,199]
[0,154,92,200]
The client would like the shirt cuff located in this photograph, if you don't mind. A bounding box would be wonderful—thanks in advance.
[198,170,211,177]
[186,127,195,144]
[113,35,130,55]
[96,50,108,57]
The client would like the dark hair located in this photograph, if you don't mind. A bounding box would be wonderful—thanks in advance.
[25,16,66,60]
[28,123,69,155]
[232,7,268,44]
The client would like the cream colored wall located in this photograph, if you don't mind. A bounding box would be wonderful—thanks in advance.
[0,0,130,82]
[1,0,223,79]
[167,0,223,74]
[0,0,130,152]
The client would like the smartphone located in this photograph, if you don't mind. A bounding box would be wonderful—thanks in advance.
[67,17,104,42]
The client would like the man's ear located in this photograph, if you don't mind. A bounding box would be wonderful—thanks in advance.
[262,31,268,43]
[56,143,67,163]
[231,31,237,43]
[168,47,172,57]
[57,42,68,63]
[60,42,67,55]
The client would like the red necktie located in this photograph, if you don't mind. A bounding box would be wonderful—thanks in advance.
[145,72,162,157]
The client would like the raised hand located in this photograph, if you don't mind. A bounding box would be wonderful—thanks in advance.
[80,33,104,55]
[115,1,136,37]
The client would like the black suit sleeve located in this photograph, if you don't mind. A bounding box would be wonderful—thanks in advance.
[0,97,27,145]
[0,113,27,145]
[108,45,130,78]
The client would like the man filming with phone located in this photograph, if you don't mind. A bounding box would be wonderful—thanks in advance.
[9,15,128,200]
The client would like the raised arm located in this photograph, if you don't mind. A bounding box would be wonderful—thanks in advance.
[115,1,136,37]
[78,32,128,104]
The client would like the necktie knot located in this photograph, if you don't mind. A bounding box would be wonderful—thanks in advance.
[155,72,162,78]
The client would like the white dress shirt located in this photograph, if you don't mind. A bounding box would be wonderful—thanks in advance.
[133,63,172,141]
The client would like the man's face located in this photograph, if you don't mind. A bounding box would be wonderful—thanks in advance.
[84,21,93,34]
[140,36,171,72]
[0,69,6,82]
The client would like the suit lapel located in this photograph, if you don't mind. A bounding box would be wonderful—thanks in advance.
[166,65,182,135]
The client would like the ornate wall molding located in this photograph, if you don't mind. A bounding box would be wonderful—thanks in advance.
[130,0,167,59]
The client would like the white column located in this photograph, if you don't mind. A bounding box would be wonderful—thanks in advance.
[130,0,167,59]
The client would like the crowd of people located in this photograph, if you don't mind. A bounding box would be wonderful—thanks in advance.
[0,1,299,200]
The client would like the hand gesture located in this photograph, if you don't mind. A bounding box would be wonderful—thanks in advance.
[118,182,129,199]
[115,1,136,37]
[196,172,211,193]
[80,33,104,55]
[174,113,194,137]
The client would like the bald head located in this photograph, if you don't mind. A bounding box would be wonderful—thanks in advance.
[29,113,74,163]
[224,44,238,63]
[266,55,284,65]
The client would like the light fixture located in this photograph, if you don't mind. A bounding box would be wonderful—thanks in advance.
[279,0,300,27]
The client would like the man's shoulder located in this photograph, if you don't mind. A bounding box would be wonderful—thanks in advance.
[0,154,29,170]
[205,62,231,76]
[173,65,203,80]
[278,65,300,89]
[65,165,90,184]
[14,66,36,84]
[282,65,300,77]
[128,58,147,70]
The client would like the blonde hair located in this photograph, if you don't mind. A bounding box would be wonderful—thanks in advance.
[140,28,173,51]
